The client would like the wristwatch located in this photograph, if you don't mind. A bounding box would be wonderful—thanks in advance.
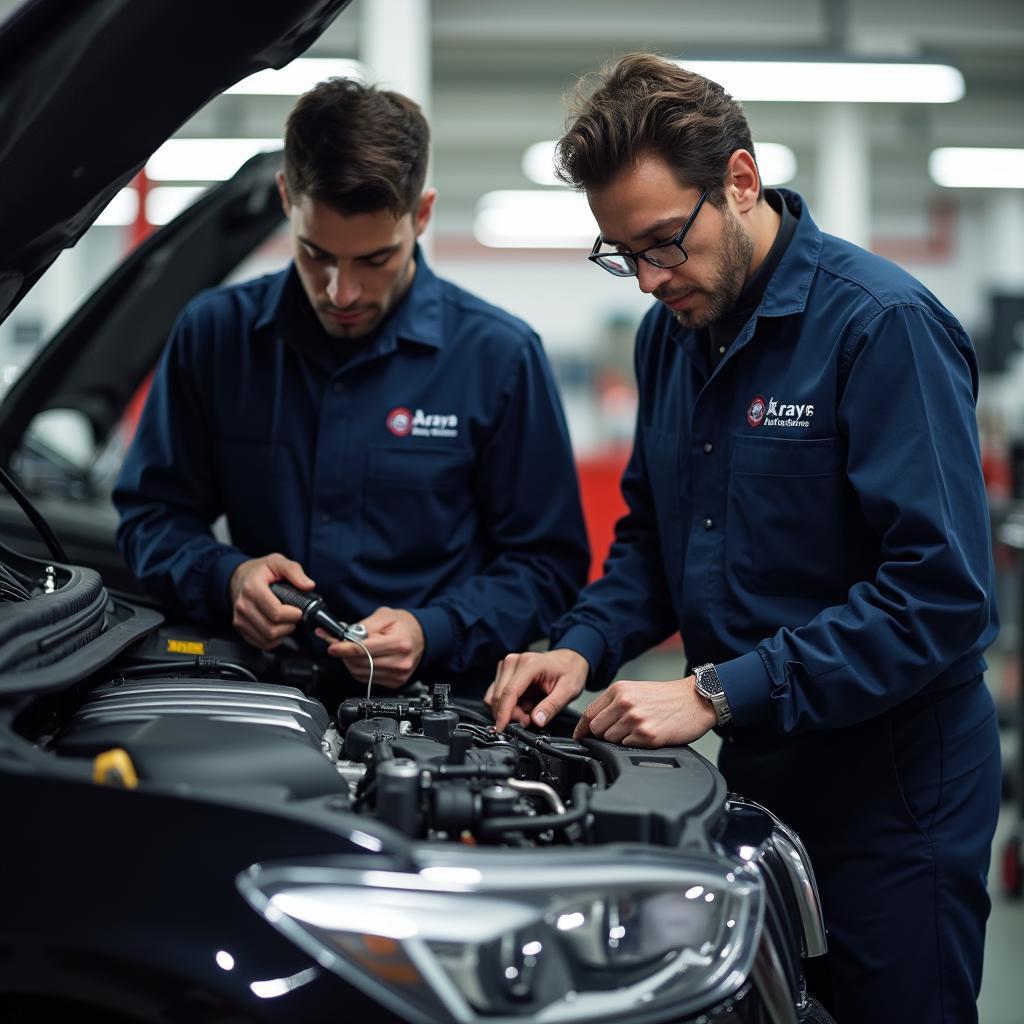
[693,663,733,727]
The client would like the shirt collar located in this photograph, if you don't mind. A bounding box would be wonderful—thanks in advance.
[254,244,445,352]
[380,244,445,350]
[254,265,291,333]
[756,188,822,318]
[673,189,821,373]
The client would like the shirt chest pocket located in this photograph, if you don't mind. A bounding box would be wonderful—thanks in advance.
[727,435,849,600]
[361,445,475,572]
[365,445,470,490]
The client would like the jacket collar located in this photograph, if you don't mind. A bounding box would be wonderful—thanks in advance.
[756,188,821,318]
[673,189,822,375]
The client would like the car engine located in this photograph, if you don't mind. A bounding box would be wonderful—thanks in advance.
[48,665,727,849]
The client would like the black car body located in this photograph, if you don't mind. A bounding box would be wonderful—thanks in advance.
[0,3,833,1022]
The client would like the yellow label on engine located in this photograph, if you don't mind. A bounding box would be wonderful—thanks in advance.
[167,639,205,655]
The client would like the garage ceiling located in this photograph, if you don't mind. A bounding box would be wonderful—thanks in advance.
[2,0,1022,234]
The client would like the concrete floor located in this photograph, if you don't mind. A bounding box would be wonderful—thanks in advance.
[573,647,1024,1023]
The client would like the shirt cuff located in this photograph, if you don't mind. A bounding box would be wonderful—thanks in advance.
[409,605,458,672]
[208,550,249,620]
[552,623,607,687]
[715,649,773,727]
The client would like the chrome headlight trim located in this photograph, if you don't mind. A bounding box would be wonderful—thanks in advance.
[769,825,827,958]
[727,795,827,958]
[238,850,765,1024]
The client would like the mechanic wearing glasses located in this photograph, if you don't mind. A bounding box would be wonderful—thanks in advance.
[114,78,589,695]
[488,53,999,1024]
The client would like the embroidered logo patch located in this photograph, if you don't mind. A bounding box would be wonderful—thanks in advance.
[386,407,413,436]
[386,407,460,438]
[746,395,816,429]
[747,395,767,428]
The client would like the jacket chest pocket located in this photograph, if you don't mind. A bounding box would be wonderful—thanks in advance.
[727,435,848,600]
[360,445,474,572]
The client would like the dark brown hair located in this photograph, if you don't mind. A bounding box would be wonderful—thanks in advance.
[556,53,757,205]
[283,77,429,217]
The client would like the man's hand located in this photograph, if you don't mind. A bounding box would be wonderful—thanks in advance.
[485,649,589,732]
[572,676,716,747]
[318,607,424,690]
[229,553,315,651]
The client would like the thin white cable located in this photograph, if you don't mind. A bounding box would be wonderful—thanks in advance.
[345,635,375,701]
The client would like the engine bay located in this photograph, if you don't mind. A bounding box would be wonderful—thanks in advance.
[43,663,727,849]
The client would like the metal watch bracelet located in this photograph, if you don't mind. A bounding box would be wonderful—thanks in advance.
[693,662,733,727]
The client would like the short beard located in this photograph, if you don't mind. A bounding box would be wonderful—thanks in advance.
[664,210,754,330]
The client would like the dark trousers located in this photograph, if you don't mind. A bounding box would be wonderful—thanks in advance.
[718,678,1001,1024]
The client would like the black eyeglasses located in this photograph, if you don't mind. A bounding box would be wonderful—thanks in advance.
[588,188,709,278]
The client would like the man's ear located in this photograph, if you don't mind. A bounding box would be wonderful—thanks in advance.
[414,188,438,236]
[726,150,760,214]
[276,171,292,216]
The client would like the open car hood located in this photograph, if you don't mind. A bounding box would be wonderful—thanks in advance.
[0,149,287,467]
[0,0,350,327]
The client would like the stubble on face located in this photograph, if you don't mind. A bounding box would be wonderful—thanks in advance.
[313,250,415,341]
[657,208,754,330]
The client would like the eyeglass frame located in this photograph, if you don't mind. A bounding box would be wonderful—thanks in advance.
[587,187,709,278]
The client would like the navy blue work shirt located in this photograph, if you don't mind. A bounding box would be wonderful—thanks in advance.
[114,250,589,688]
[553,190,997,733]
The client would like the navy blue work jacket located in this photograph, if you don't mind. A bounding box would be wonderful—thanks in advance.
[114,252,589,687]
[553,190,997,734]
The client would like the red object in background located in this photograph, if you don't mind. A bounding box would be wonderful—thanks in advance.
[982,436,1011,502]
[576,447,630,583]
[128,169,154,251]
[575,445,682,651]
[120,370,153,445]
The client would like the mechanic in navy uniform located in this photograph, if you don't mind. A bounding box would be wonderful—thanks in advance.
[114,78,589,694]
[488,54,1000,1023]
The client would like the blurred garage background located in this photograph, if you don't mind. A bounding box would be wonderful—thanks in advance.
[0,2,1021,1019]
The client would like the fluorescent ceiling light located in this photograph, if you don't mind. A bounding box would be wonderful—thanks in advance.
[94,187,139,227]
[92,185,208,227]
[226,57,365,95]
[678,60,964,103]
[148,186,207,224]
[523,140,796,187]
[756,143,798,185]
[929,148,1024,189]
[474,190,596,248]
[522,141,563,187]
[146,139,280,181]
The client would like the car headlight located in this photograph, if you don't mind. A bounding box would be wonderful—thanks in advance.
[238,849,763,1023]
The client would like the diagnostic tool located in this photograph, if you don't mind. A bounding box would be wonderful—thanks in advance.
[269,582,368,642]
[269,581,375,698]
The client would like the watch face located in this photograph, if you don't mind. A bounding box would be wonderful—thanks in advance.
[696,666,723,697]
